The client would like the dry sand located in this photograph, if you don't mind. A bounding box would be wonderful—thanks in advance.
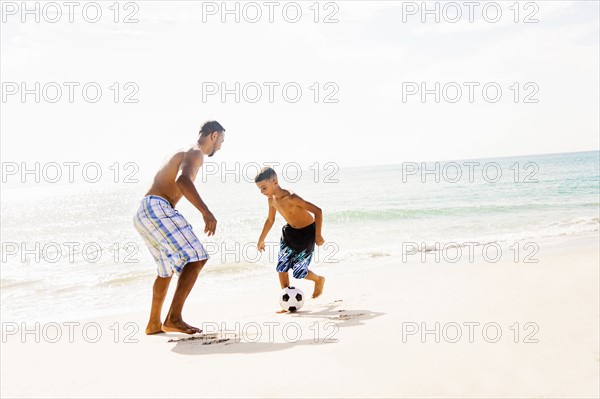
[1,236,598,398]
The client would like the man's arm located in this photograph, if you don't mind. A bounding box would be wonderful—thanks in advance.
[175,148,217,236]
[257,202,276,252]
[290,194,324,245]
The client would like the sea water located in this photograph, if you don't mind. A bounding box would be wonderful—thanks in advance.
[1,151,598,322]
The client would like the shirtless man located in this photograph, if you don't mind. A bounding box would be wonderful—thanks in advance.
[255,167,326,310]
[133,121,225,334]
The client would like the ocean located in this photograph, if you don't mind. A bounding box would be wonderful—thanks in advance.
[1,150,598,322]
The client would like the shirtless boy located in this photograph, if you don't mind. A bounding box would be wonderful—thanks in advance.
[133,121,225,334]
[255,167,325,308]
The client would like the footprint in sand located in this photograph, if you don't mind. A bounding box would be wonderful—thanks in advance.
[168,333,231,345]
[329,313,365,321]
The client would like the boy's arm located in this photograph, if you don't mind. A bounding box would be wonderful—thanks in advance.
[289,195,324,245]
[176,148,217,236]
[257,202,277,252]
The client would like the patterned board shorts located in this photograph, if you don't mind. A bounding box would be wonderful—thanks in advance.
[133,195,208,277]
[276,222,316,279]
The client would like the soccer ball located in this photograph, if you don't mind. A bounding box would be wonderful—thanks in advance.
[279,286,305,312]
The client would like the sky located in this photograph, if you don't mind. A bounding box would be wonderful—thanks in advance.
[1,0,598,181]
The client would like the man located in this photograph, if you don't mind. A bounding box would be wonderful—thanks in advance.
[133,120,225,334]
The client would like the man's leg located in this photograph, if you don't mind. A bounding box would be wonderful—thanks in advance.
[146,275,172,335]
[305,270,325,298]
[163,260,206,334]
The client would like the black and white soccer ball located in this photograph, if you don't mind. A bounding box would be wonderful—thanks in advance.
[279,286,305,312]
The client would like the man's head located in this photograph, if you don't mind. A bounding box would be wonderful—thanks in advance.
[255,167,278,196]
[198,120,226,157]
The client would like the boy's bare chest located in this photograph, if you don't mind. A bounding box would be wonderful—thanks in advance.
[272,197,297,214]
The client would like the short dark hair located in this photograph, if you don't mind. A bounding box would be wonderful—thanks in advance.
[255,167,277,183]
[199,120,225,137]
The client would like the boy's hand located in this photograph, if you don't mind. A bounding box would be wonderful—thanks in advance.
[203,211,217,236]
[257,240,265,252]
[316,235,325,246]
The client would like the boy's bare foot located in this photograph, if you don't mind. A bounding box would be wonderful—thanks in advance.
[145,323,164,335]
[276,309,289,314]
[312,276,325,298]
[163,318,200,334]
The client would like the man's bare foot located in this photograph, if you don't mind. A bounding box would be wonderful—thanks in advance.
[276,309,289,314]
[312,276,325,298]
[183,321,203,333]
[145,323,164,335]
[162,318,200,334]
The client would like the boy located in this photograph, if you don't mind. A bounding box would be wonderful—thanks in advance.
[255,167,326,308]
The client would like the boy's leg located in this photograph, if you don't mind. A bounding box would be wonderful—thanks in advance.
[146,275,172,335]
[304,270,326,298]
[163,260,206,334]
[276,272,292,313]
[278,271,290,289]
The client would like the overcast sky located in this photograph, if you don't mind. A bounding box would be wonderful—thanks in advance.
[1,0,598,180]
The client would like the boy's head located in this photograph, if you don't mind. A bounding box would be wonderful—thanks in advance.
[255,167,278,196]
[198,120,226,157]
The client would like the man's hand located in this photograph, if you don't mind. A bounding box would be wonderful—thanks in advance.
[316,235,325,246]
[203,211,217,236]
[257,240,265,252]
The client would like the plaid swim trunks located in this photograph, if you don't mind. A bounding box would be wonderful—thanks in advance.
[133,195,208,277]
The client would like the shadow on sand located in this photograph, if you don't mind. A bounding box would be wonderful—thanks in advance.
[169,299,385,355]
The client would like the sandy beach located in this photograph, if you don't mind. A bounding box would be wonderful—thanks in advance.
[2,0,599,397]
[2,235,598,398]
